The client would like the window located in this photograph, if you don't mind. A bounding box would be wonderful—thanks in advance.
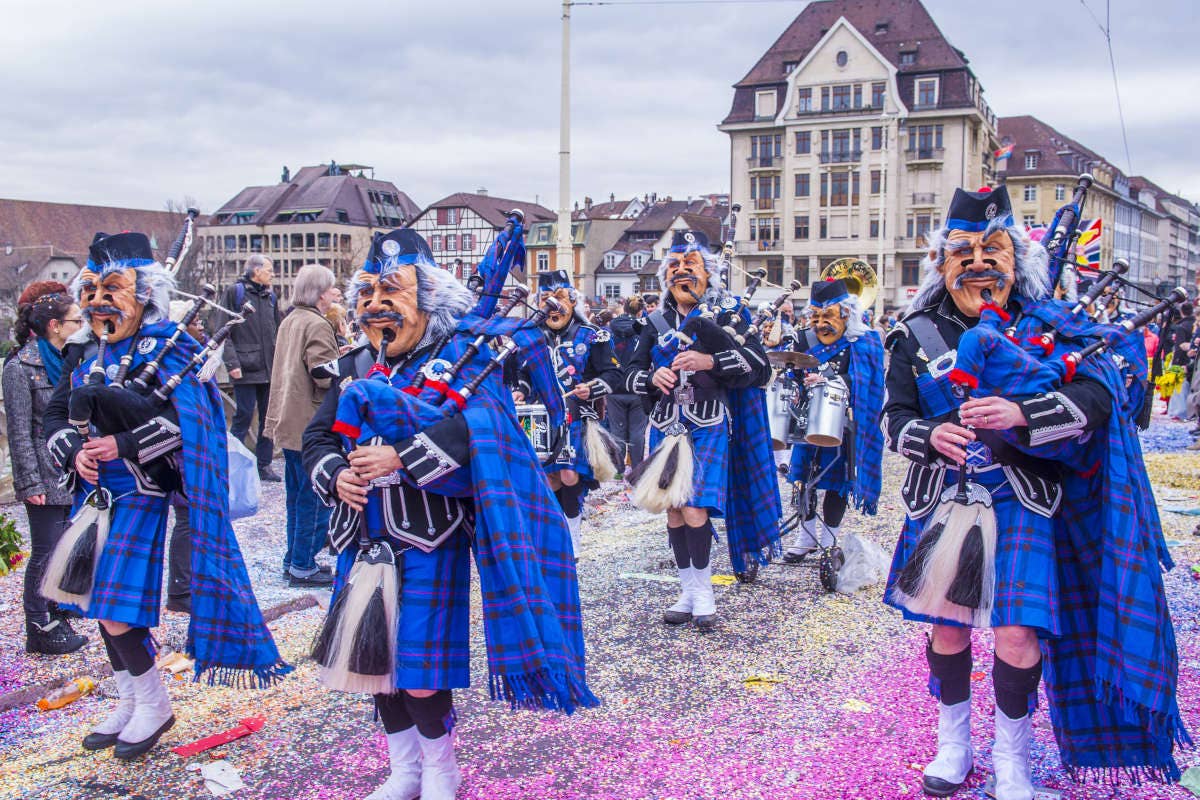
[755,89,777,118]
[536,252,549,271]
[290,233,303,249]
[767,258,785,285]
[871,126,885,150]
[831,85,852,110]
[820,86,830,111]
[916,78,938,107]
[430,234,442,251]
[869,219,880,238]
[871,82,885,107]
[902,259,921,285]
[829,172,850,206]
[1024,185,1038,202]
[1055,184,1066,201]
[793,257,809,285]
[1024,153,1040,170]
[794,215,810,240]
[870,169,882,194]
[224,235,236,251]
[271,234,280,250]
[853,84,863,108]
[632,253,646,270]
[908,124,943,157]
[819,216,828,239]
[435,208,460,225]
[796,87,812,112]
[874,22,889,34]
[835,50,848,67]
[831,128,852,159]
[461,233,474,250]
[602,283,622,300]
[820,173,828,204]
[1023,214,1037,227]
[899,50,917,65]
[795,130,811,154]
[604,253,618,269]
[783,61,798,74]
[795,173,810,197]
[445,234,457,251]
[316,233,330,250]
[851,171,861,205]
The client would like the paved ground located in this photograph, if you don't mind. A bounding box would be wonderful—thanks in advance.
[0,420,1197,800]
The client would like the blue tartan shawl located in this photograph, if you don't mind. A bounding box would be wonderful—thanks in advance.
[724,384,784,573]
[332,335,597,714]
[788,332,884,514]
[74,321,290,687]
[975,301,1190,781]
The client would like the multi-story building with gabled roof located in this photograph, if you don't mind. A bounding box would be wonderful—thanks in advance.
[719,0,998,309]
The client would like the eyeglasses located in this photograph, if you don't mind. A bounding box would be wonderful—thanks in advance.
[61,318,83,325]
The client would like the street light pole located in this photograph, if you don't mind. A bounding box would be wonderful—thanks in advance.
[557,1,574,285]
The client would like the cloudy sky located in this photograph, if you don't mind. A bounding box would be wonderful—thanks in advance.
[2,0,1196,214]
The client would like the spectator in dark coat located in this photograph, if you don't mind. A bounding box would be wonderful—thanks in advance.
[221,254,283,480]
[3,291,87,654]
[606,296,648,471]
[1166,304,1195,419]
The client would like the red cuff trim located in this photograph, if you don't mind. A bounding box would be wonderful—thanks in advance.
[948,367,979,389]
[365,364,390,379]
[444,388,466,410]
[980,302,1011,322]
[1061,355,1078,383]
[332,420,361,439]
[401,386,421,396]
[1005,333,1021,345]
[425,379,450,399]
[1026,335,1055,357]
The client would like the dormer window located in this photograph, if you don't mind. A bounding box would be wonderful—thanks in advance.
[783,61,798,74]
[1024,152,1041,170]
[755,89,777,118]
[915,77,938,107]
[900,49,917,66]
[875,22,889,35]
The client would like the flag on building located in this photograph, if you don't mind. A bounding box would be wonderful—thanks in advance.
[994,144,1015,161]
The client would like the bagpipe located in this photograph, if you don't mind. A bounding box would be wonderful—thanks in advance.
[1044,173,1094,304]
[895,285,1188,628]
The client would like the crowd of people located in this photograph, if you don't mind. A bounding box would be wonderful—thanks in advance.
[0,180,1193,800]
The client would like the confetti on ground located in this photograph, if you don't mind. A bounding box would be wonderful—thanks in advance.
[0,444,1196,799]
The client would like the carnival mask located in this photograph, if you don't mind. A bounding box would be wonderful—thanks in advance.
[812,305,846,345]
[78,267,143,342]
[937,229,1016,318]
[540,288,575,331]
[353,265,428,358]
[665,251,709,307]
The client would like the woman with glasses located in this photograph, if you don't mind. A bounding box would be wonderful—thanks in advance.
[3,289,88,654]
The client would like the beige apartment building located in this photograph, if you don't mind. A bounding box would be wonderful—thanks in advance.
[199,162,420,302]
[719,0,998,310]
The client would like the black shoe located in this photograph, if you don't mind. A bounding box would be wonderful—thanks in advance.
[921,773,966,797]
[782,549,813,564]
[165,594,192,614]
[113,715,175,761]
[259,466,282,482]
[662,609,692,625]
[288,569,335,588]
[26,620,87,655]
[82,731,121,751]
[284,563,331,580]
[48,602,84,622]
[693,614,716,631]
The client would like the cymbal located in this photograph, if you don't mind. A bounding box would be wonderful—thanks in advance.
[767,350,819,369]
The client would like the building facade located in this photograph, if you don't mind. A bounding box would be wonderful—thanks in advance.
[199,162,419,302]
[408,191,554,284]
[720,0,997,309]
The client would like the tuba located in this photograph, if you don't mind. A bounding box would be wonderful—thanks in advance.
[818,258,878,311]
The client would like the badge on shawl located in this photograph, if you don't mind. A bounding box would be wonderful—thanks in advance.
[575,343,587,356]
[106,364,120,381]
[137,338,156,355]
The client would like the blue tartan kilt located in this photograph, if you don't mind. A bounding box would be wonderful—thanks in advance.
[883,474,1060,637]
[648,418,729,517]
[333,526,472,691]
[788,441,849,490]
[545,418,593,482]
[76,461,171,627]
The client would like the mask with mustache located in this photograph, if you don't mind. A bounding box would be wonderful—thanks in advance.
[539,288,575,331]
[78,267,144,342]
[938,229,1017,317]
[353,265,428,357]
[811,305,847,345]
[665,251,708,307]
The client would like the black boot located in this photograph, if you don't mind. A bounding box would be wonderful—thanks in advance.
[26,619,87,655]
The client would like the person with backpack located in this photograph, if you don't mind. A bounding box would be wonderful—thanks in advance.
[607,296,648,472]
[221,255,282,481]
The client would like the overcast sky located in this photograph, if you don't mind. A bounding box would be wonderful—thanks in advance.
[1,0,1196,214]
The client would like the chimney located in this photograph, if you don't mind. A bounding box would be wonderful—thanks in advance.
[574,201,579,212]
[477,187,488,197]
[651,192,658,204]
[585,196,593,211]
[609,192,615,203]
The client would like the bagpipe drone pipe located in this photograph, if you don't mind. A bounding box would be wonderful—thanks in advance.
[894,287,1188,627]
[310,299,564,694]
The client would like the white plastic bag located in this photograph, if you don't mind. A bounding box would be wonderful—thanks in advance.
[226,433,260,519]
[835,532,891,594]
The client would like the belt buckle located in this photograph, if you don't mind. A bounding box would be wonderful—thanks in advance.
[964,440,993,469]
[673,384,695,405]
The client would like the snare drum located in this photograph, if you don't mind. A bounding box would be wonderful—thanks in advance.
[804,375,849,447]
[515,403,553,460]
[766,376,798,450]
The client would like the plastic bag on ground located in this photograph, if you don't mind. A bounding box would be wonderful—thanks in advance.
[835,532,891,594]
[226,433,260,520]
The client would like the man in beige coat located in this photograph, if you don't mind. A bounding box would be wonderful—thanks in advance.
[264,264,341,587]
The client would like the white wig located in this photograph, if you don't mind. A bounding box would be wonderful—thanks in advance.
[655,247,731,307]
[346,257,474,342]
[905,219,1051,315]
[71,260,174,326]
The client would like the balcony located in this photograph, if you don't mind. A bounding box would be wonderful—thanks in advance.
[746,155,783,170]
[819,149,863,164]
[753,197,777,211]
[905,147,945,163]
[911,192,938,206]
[793,104,883,118]
[735,240,782,254]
